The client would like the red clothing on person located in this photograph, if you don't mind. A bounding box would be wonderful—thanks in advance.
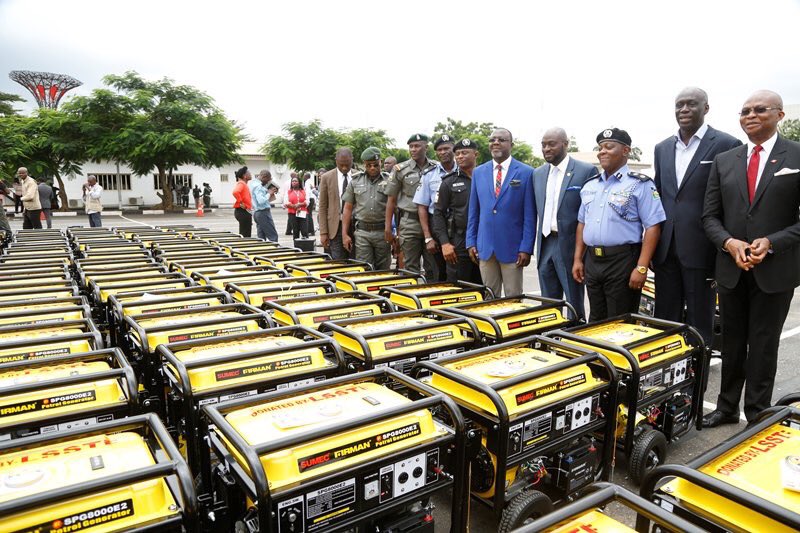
[232,180,252,209]
[284,189,308,214]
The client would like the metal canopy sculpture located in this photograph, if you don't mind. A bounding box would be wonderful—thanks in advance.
[9,70,82,109]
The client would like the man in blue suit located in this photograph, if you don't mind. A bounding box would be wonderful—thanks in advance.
[534,128,596,320]
[467,128,536,297]
[653,87,742,346]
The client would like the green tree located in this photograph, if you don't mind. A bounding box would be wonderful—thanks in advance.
[568,136,580,153]
[342,128,396,164]
[0,92,25,117]
[96,71,245,210]
[0,115,33,182]
[780,119,800,142]
[592,144,643,162]
[432,117,541,167]
[263,120,344,173]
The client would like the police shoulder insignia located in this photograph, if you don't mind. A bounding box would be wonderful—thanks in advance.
[583,173,601,187]
[628,171,652,181]
[651,187,661,199]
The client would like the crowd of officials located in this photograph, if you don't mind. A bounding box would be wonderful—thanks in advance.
[232,87,800,429]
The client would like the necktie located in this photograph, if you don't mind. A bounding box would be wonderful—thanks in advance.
[542,166,558,237]
[341,173,348,211]
[747,145,763,203]
[495,164,503,197]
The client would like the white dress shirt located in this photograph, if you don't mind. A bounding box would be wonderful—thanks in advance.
[747,131,779,189]
[674,122,708,187]
[543,156,570,236]
[337,168,349,213]
[494,156,511,188]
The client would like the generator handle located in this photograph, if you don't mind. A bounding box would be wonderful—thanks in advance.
[117,290,233,315]
[639,463,800,531]
[777,392,800,406]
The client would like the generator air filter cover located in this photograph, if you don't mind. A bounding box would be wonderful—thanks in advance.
[385,283,485,310]
[0,432,179,532]
[663,423,800,532]
[121,294,223,317]
[564,322,691,370]
[332,316,464,361]
[224,382,443,490]
[332,272,418,293]
[229,280,330,306]
[0,362,125,428]
[132,311,261,349]
[456,300,568,337]
[99,280,188,303]
[166,336,332,392]
[272,296,383,328]
[549,510,635,533]
[289,262,368,279]
[429,347,600,416]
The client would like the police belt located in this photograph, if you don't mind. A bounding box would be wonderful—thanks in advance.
[356,220,385,232]
[587,243,640,258]
[400,210,419,221]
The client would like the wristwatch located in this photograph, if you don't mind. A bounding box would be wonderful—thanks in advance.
[425,237,434,244]
[636,265,648,275]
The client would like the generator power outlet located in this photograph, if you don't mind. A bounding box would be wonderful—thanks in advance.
[567,396,593,431]
[394,453,426,496]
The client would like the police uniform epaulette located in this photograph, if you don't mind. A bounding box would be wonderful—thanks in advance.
[350,170,366,179]
[582,173,601,187]
[441,169,459,180]
[394,160,412,172]
[421,165,438,176]
[628,171,652,181]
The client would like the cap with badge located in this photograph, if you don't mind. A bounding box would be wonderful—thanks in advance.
[596,127,632,147]
[433,134,455,149]
[361,146,382,161]
[453,138,478,151]
[407,133,429,144]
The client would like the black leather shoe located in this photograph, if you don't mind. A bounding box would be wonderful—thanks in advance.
[702,410,740,428]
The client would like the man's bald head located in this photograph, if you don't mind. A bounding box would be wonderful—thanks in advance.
[747,89,783,108]
[543,128,568,143]
[740,90,785,144]
[676,87,708,106]
[675,87,710,136]
[541,128,569,165]
[335,147,353,174]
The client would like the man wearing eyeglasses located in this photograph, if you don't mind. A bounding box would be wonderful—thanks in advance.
[466,128,535,297]
[652,87,741,348]
[702,90,800,427]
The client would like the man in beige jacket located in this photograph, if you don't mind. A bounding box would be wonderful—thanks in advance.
[18,167,42,229]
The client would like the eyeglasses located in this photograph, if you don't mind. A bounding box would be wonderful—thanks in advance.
[488,137,510,143]
[739,106,782,116]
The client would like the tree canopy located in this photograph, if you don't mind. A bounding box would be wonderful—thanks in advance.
[432,117,544,167]
[780,118,800,143]
[0,92,25,117]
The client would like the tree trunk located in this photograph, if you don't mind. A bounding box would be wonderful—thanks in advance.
[157,166,174,210]
[53,171,69,212]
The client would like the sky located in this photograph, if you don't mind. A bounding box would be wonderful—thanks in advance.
[2,0,800,165]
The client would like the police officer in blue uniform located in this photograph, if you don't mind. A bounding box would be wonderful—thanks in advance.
[573,128,666,321]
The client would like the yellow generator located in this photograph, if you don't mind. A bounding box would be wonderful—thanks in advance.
[641,405,800,532]
[285,258,372,279]
[192,267,287,291]
[380,281,493,311]
[547,314,707,484]
[172,257,254,277]
[415,336,618,532]
[0,297,92,327]
[156,326,345,478]
[263,291,395,330]
[201,369,471,532]
[0,413,198,532]
[252,251,330,269]
[0,319,103,364]
[227,276,335,307]
[318,308,479,378]
[517,482,704,533]
[329,269,425,293]
[447,295,579,345]
[0,348,137,441]
[88,272,194,308]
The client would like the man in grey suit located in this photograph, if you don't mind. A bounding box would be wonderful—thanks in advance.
[534,128,596,320]
[653,87,742,346]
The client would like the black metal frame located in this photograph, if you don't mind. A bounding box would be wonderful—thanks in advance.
[191,266,287,288]
[90,272,195,307]
[0,413,198,532]
[378,280,495,310]
[284,258,373,278]
[172,257,254,275]
[262,290,396,328]
[639,405,800,531]
[0,264,70,277]
[328,268,426,292]
[227,276,336,306]
[777,392,800,406]
[80,265,170,290]
[251,250,328,265]
[157,325,346,479]
[202,368,471,533]
[0,318,103,351]
[0,284,80,301]
[413,335,619,516]
[547,313,707,457]
[0,300,92,326]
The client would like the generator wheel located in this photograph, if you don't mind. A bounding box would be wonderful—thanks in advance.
[234,521,248,533]
[498,489,553,532]
[629,428,667,485]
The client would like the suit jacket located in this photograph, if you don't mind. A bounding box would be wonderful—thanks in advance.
[703,136,800,293]
[654,126,742,269]
[466,158,536,264]
[534,157,596,266]
[318,169,342,239]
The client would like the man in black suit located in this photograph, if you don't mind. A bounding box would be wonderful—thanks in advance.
[653,87,742,345]
[702,90,800,426]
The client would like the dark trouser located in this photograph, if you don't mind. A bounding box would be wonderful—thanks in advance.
[306,208,315,235]
[42,208,52,229]
[254,209,278,242]
[234,207,252,238]
[716,271,793,421]
[538,233,586,321]
[182,195,189,208]
[584,244,641,322]
[203,196,210,208]
[434,250,447,281]
[14,196,22,213]
[653,241,716,345]
[88,212,102,228]
[445,233,482,284]
[289,213,308,239]
[327,221,354,260]
[23,209,42,229]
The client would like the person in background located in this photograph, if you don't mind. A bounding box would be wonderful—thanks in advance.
[12,178,22,214]
[202,182,212,208]
[0,180,11,231]
[383,156,397,174]
[37,177,53,229]
[180,184,190,208]
[303,171,316,236]
[232,166,253,237]
[82,174,103,227]
[192,184,201,209]
[283,175,309,240]
[251,170,279,242]
[19,167,42,229]
[285,171,299,235]
[318,149,355,259]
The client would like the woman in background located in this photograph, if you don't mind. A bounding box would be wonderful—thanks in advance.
[283,175,308,240]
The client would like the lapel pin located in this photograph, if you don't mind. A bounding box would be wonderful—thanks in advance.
[771,160,778,163]
[567,172,572,177]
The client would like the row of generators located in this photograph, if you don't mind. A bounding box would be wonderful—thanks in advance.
[0,225,795,532]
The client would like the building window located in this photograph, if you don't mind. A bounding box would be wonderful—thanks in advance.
[220,173,229,183]
[153,173,193,189]
[92,173,131,191]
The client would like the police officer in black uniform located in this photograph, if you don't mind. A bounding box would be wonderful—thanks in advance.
[432,138,482,284]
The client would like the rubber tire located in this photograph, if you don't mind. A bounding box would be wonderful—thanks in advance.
[628,428,668,485]
[498,489,553,533]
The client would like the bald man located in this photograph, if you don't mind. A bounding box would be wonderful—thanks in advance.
[534,128,596,320]
[702,90,800,426]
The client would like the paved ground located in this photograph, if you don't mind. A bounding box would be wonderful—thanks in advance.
[15,208,800,531]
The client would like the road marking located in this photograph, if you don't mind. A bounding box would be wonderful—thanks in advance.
[709,358,721,366]
[781,325,800,340]
[702,401,748,422]
[115,214,152,227]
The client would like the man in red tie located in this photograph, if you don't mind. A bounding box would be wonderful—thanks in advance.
[702,90,800,426]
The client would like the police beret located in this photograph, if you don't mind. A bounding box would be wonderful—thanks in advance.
[361,146,382,161]
[453,138,478,151]
[433,134,455,149]
[407,133,429,144]
[596,128,632,147]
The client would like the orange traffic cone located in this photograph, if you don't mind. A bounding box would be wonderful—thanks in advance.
[196,203,204,217]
